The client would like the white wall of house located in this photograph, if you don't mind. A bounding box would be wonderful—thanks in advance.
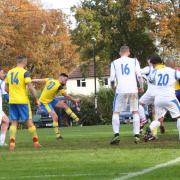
[66,77,111,95]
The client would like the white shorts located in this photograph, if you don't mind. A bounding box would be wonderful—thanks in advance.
[113,93,138,112]
[154,96,180,119]
[0,111,5,125]
[139,90,154,105]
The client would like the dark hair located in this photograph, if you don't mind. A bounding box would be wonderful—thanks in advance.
[150,54,163,64]
[60,73,68,78]
[16,55,27,63]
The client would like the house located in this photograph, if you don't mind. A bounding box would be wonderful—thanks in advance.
[66,63,111,95]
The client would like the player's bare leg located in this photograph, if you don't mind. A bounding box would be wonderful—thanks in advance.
[26,120,41,148]
[9,121,18,150]
[0,114,9,146]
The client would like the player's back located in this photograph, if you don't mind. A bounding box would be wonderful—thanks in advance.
[154,66,179,97]
[112,56,139,93]
[6,67,30,104]
[39,78,63,104]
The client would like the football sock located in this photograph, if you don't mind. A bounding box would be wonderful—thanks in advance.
[28,126,39,143]
[133,113,140,135]
[53,121,61,138]
[139,105,146,121]
[0,133,5,144]
[177,118,180,139]
[112,113,120,134]
[9,125,17,142]
[150,120,160,136]
[65,108,79,122]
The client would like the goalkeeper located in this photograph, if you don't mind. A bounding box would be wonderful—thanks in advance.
[32,73,80,139]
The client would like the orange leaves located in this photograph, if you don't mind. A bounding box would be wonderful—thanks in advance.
[0,0,79,77]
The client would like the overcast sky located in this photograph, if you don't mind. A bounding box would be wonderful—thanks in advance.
[40,0,80,28]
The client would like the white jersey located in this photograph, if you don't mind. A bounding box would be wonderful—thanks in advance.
[150,66,180,97]
[0,80,8,95]
[141,66,154,90]
[110,56,142,94]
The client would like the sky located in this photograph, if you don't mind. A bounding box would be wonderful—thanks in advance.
[40,0,80,28]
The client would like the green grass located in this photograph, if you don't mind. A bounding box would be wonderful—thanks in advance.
[0,122,180,180]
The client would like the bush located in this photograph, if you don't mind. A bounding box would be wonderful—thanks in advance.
[79,95,101,125]
[97,88,114,124]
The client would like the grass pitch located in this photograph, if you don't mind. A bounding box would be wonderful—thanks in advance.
[0,122,180,180]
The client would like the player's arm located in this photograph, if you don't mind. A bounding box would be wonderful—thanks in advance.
[110,62,116,92]
[175,70,180,80]
[27,83,40,106]
[135,59,144,93]
[63,92,80,105]
[140,66,151,75]
[32,78,47,83]
[1,81,9,101]
[24,71,40,106]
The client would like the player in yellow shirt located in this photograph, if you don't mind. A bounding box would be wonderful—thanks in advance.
[33,73,80,139]
[5,55,41,150]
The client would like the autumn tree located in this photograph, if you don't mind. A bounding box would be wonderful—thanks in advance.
[71,0,156,75]
[0,0,79,77]
[129,0,179,59]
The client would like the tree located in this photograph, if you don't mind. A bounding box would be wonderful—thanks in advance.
[71,0,156,75]
[0,0,79,77]
[129,0,179,59]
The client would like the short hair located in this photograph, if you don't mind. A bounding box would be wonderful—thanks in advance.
[165,59,175,68]
[16,55,27,64]
[119,46,130,55]
[60,73,68,78]
[150,54,163,64]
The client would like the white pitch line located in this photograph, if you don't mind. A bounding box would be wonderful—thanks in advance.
[0,173,128,179]
[115,156,180,180]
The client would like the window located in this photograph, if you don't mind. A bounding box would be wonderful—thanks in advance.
[77,80,81,87]
[77,79,86,87]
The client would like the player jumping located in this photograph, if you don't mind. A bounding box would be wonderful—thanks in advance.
[32,73,80,139]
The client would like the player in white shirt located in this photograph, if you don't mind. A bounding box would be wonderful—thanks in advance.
[110,46,144,144]
[144,55,180,141]
[0,69,9,147]
[139,58,165,134]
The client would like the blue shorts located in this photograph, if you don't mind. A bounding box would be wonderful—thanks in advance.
[40,98,60,114]
[9,104,32,122]
[176,90,180,102]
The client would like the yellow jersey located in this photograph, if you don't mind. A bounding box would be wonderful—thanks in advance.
[5,67,31,104]
[39,78,65,104]
[175,80,180,90]
[175,68,180,90]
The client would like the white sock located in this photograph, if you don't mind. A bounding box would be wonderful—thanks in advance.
[0,133,6,144]
[177,118,180,140]
[133,113,140,135]
[149,120,160,130]
[112,114,120,134]
[139,105,146,121]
